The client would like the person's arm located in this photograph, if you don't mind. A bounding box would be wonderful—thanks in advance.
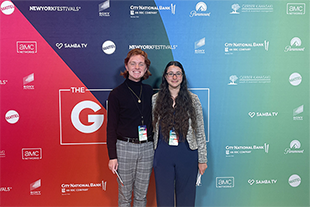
[193,94,208,171]
[107,91,120,172]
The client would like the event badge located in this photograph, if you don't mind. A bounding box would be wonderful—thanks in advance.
[138,125,147,141]
[169,129,178,146]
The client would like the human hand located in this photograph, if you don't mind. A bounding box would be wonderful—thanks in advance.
[108,159,118,174]
[198,163,208,175]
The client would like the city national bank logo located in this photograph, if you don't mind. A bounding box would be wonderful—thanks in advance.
[99,0,110,17]
[230,4,273,14]
[190,2,210,17]
[195,37,205,54]
[22,148,42,160]
[5,110,19,124]
[102,40,116,54]
[248,111,278,118]
[293,105,303,120]
[216,177,234,188]
[56,42,88,50]
[61,181,106,195]
[289,72,302,86]
[130,4,176,18]
[17,41,37,54]
[226,143,269,157]
[225,40,269,54]
[287,3,305,15]
[284,140,304,154]
[1,1,15,15]
[248,178,277,186]
[284,37,305,52]
[59,87,109,145]
[288,174,301,187]
[30,179,41,195]
[23,73,34,90]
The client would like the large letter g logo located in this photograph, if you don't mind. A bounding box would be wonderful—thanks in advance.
[71,100,104,133]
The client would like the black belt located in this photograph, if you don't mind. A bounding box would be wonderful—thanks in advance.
[117,135,153,144]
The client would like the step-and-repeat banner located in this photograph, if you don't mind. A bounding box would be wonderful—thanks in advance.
[1,0,309,206]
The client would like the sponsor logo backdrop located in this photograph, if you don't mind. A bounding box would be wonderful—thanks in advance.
[0,0,309,206]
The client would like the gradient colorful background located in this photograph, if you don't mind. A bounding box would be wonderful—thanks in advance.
[0,0,309,206]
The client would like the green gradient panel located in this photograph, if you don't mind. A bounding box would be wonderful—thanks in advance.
[157,1,309,206]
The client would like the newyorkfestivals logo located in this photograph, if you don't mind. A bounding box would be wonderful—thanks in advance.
[29,5,81,12]
[230,3,273,14]
[284,140,304,154]
[129,44,177,50]
[1,1,15,15]
[225,40,269,55]
[0,186,12,192]
[189,2,210,17]
[284,37,305,52]
[59,87,108,145]
[0,79,8,85]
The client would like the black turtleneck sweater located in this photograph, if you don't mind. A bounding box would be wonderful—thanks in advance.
[107,78,153,159]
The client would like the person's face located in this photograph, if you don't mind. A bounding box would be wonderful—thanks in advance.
[165,65,183,90]
[125,55,147,82]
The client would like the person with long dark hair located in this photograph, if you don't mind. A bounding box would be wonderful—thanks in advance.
[107,48,154,207]
[152,61,208,206]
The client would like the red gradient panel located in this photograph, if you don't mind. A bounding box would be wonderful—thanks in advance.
[0,3,119,206]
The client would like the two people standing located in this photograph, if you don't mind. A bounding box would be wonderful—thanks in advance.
[107,49,207,207]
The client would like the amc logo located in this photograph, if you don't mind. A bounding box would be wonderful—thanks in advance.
[16,41,37,53]
[22,148,42,160]
[287,3,305,15]
[216,177,234,188]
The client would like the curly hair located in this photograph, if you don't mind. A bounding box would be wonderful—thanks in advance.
[120,48,152,80]
[153,61,197,142]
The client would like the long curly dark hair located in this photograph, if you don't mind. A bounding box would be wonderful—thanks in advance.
[153,61,197,142]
